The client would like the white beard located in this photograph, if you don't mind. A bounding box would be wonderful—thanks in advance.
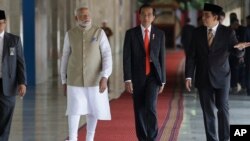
[78,20,91,28]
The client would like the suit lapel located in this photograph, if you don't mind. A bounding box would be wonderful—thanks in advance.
[2,32,9,62]
[150,26,155,49]
[201,26,209,53]
[210,24,221,49]
[135,26,145,53]
[150,26,156,58]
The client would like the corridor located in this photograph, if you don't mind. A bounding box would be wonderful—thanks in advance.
[0,0,250,141]
[8,49,250,141]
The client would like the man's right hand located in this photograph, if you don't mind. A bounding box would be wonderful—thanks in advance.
[63,84,67,96]
[185,79,192,92]
[125,82,133,94]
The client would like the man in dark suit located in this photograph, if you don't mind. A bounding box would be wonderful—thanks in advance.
[244,15,250,96]
[123,4,166,141]
[185,3,250,141]
[0,10,27,141]
[229,18,246,94]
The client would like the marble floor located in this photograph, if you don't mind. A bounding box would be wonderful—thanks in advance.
[178,91,250,141]
[8,79,250,141]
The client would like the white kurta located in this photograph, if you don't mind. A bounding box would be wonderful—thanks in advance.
[66,86,111,120]
[60,26,112,120]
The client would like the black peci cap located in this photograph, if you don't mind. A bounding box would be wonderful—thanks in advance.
[203,3,223,15]
[0,10,6,20]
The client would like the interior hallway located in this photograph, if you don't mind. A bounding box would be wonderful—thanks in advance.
[1,0,250,140]
[179,91,250,141]
[8,49,250,141]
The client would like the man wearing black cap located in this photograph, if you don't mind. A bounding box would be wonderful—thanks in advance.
[185,3,250,141]
[0,10,27,141]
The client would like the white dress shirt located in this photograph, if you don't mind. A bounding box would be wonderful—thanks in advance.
[207,23,219,36]
[140,24,151,41]
[60,28,112,84]
[0,31,4,78]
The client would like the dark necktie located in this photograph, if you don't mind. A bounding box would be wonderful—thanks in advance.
[207,29,214,47]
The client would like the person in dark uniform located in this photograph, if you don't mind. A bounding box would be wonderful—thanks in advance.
[185,3,250,141]
[0,10,27,141]
[244,15,250,96]
[229,18,246,94]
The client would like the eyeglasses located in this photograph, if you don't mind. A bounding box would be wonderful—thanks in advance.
[140,14,154,18]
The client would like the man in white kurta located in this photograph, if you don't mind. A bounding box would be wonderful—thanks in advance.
[60,6,112,141]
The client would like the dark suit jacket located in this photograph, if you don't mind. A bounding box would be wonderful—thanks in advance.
[244,27,250,88]
[1,32,27,96]
[185,24,244,88]
[244,27,250,64]
[123,25,166,86]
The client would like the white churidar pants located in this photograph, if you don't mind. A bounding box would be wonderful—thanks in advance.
[66,85,111,141]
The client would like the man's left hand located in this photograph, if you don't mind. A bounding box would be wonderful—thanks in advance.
[99,77,108,93]
[158,85,165,94]
[234,42,250,50]
[18,84,26,98]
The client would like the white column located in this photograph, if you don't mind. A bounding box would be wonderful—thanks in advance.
[35,0,49,83]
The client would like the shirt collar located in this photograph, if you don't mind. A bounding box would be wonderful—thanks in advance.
[140,24,151,33]
[0,31,4,38]
[207,23,219,34]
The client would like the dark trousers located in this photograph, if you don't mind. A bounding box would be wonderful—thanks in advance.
[238,63,246,88]
[245,63,250,95]
[133,68,160,141]
[0,79,16,141]
[198,84,230,141]
[229,56,240,88]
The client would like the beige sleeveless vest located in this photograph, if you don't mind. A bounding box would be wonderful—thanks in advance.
[67,25,102,87]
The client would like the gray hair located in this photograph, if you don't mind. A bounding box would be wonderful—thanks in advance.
[74,6,89,16]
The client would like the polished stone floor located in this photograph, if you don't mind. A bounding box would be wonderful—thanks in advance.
[178,91,250,141]
[8,73,250,141]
